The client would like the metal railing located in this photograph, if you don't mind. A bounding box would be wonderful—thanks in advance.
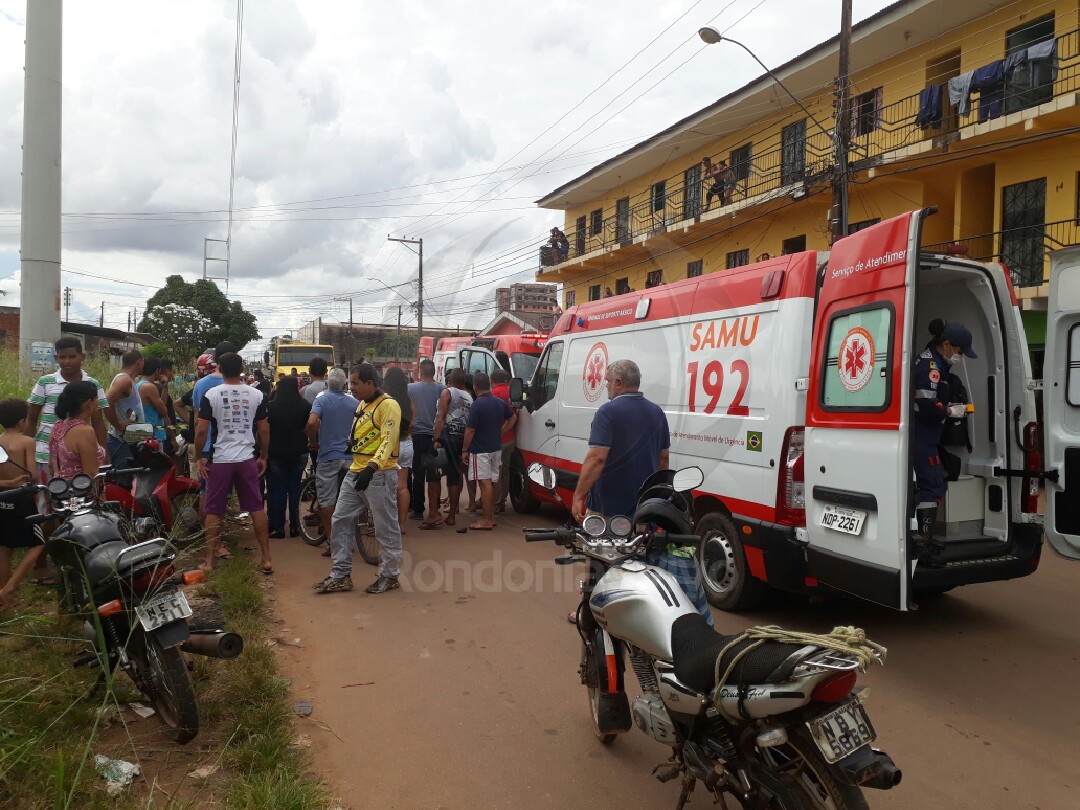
[540,27,1080,274]
[923,218,1080,287]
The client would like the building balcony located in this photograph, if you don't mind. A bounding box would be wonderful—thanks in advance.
[538,26,1080,281]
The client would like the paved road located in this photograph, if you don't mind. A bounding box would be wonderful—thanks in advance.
[268,509,1079,809]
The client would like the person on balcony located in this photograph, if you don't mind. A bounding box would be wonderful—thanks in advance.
[549,227,570,262]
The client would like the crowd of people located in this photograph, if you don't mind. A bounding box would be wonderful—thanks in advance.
[0,338,522,607]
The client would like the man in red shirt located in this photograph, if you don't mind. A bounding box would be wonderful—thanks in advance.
[490,368,516,514]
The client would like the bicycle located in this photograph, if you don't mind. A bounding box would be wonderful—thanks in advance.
[298,470,380,566]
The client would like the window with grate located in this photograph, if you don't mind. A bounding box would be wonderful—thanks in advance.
[730,143,752,182]
[588,284,601,302]
[565,290,576,308]
[687,260,703,278]
[615,197,630,243]
[852,88,882,137]
[1001,177,1047,286]
[780,120,806,186]
[575,215,586,255]
[781,234,807,255]
[849,217,881,233]
[683,163,702,219]
[616,277,631,295]
[1005,13,1055,113]
[645,269,663,288]
[726,249,749,269]
[652,181,666,213]
[590,208,603,237]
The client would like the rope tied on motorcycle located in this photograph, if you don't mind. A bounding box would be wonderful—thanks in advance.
[712,625,887,690]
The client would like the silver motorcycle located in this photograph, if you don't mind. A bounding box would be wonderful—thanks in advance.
[523,465,900,809]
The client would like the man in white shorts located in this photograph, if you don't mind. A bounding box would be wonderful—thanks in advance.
[306,368,360,547]
[460,372,516,531]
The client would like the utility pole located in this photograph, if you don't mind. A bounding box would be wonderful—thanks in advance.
[63,287,71,321]
[395,305,402,363]
[333,296,353,366]
[831,0,853,243]
[99,301,104,328]
[18,0,63,373]
[386,235,423,349]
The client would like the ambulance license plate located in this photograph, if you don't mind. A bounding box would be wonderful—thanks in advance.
[135,591,192,631]
[807,699,876,763]
[819,505,866,536]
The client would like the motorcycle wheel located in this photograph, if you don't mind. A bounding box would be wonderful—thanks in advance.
[299,477,326,546]
[131,630,199,744]
[748,731,869,810]
[168,492,203,545]
[509,453,541,514]
[580,635,617,745]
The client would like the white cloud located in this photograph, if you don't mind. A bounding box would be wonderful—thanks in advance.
[0,0,896,349]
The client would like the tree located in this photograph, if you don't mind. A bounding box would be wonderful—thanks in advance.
[138,276,260,353]
[376,332,418,360]
[139,304,215,361]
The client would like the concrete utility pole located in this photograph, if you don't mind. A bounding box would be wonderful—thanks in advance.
[831,0,853,242]
[19,0,63,372]
[395,305,402,363]
[386,235,423,348]
[63,286,71,321]
[333,296,353,366]
[98,301,104,328]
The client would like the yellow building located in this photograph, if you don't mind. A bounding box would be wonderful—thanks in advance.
[536,0,1080,375]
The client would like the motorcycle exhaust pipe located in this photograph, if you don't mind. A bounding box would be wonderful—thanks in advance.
[180,630,244,659]
[862,750,902,790]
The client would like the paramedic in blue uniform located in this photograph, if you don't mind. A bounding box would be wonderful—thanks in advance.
[912,319,977,559]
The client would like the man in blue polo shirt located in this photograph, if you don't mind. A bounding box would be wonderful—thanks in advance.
[571,358,713,626]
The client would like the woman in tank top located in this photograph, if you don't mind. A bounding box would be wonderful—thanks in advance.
[50,381,108,479]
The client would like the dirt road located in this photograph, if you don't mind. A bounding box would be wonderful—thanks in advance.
[267,511,1079,809]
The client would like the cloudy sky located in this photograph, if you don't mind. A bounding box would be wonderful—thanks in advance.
[0,0,894,355]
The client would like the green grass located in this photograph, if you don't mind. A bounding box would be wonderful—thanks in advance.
[0,539,329,808]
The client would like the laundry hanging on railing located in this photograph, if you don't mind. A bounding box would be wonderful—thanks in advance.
[947,71,974,116]
[916,83,943,128]
[971,59,1005,122]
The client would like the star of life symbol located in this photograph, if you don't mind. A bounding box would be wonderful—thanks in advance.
[583,343,609,403]
[838,326,875,393]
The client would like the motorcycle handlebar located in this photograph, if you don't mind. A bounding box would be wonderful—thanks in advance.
[108,467,149,477]
[523,528,573,542]
[0,482,44,502]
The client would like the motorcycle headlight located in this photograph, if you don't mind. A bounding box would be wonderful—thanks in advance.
[581,514,607,537]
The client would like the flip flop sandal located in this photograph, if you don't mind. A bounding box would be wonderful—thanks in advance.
[468,524,494,531]
[29,577,56,587]
[321,546,331,557]
[419,521,443,530]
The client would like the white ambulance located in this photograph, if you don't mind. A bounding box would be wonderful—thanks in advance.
[483,209,1080,612]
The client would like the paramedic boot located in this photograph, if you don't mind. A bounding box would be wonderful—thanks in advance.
[914,503,945,565]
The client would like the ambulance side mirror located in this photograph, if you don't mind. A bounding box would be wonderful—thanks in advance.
[510,377,529,410]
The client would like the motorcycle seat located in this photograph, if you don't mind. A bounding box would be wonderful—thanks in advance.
[85,540,169,586]
[670,613,809,693]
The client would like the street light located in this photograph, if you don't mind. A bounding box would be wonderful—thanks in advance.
[697,27,832,141]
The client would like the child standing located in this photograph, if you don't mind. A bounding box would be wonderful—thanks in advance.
[0,399,43,610]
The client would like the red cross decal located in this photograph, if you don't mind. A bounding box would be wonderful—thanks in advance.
[844,340,867,379]
[586,355,605,390]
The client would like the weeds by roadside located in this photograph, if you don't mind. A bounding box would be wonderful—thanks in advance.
[0,536,328,808]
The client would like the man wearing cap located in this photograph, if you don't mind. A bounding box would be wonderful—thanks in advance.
[911,319,977,562]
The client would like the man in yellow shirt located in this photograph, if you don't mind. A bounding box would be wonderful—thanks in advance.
[313,363,403,595]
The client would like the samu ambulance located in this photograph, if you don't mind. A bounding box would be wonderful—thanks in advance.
[489,209,1079,612]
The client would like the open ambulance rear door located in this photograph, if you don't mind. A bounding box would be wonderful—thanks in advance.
[1043,246,1080,560]
[804,210,932,610]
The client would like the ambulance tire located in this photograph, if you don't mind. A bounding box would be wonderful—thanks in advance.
[697,512,770,611]
[509,453,541,514]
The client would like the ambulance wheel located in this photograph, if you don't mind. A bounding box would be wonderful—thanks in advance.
[509,453,541,514]
[697,512,769,611]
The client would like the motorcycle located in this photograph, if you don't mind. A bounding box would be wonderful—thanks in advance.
[105,422,202,543]
[523,464,900,809]
[0,450,243,744]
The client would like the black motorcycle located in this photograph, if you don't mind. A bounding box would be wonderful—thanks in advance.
[0,451,243,744]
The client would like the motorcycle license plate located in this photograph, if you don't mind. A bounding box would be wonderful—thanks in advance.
[806,699,876,764]
[135,590,192,632]
[819,505,866,536]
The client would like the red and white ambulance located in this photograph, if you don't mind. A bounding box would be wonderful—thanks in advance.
[501,209,1078,612]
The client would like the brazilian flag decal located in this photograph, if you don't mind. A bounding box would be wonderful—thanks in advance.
[746,431,763,452]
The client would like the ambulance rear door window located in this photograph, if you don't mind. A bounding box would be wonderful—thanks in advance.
[820,304,894,411]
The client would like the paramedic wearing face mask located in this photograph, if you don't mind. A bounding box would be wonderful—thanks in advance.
[911,319,977,561]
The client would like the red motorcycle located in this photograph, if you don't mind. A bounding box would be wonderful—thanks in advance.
[106,426,201,543]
